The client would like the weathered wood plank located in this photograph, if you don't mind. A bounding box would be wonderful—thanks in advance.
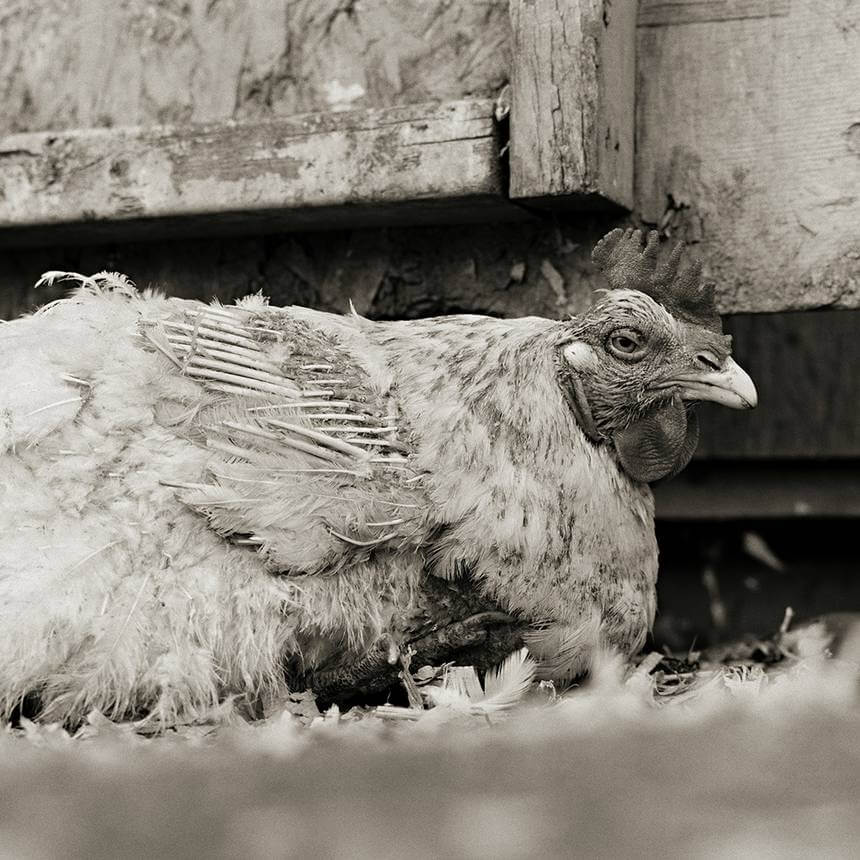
[0,99,527,244]
[636,0,860,311]
[0,0,510,134]
[508,0,636,209]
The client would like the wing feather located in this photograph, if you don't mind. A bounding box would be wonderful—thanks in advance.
[141,301,429,575]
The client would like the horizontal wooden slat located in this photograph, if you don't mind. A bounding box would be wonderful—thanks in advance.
[0,99,526,245]
[655,462,860,519]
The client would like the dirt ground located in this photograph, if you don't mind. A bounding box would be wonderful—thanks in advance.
[2,625,859,859]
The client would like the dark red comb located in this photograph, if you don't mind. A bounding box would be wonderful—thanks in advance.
[592,228,720,332]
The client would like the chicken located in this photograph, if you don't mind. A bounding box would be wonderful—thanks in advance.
[0,229,756,725]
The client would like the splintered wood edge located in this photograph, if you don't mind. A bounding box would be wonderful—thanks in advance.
[0,98,527,245]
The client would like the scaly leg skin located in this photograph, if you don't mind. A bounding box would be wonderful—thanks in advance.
[292,575,523,708]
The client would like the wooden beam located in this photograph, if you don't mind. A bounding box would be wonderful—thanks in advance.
[0,99,527,247]
[508,0,636,209]
[636,0,860,312]
[655,462,860,520]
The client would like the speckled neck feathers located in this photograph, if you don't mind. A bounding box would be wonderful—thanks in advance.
[370,315,658,673]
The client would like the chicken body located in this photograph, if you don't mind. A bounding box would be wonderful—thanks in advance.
[0,284,654,724]
[0,231,755,725]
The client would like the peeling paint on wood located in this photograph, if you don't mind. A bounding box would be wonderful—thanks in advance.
[0,100,525,242]
[0,0,857,320]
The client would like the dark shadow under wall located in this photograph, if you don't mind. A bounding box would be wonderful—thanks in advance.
[0,218,617,322]
[654,519,860,651]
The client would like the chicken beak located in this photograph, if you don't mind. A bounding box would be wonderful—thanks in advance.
[670,356,758,409]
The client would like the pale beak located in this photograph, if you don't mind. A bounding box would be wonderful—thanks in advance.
[656,356,758,409]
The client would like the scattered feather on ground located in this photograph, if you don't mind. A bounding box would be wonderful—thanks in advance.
[2,615,858,859]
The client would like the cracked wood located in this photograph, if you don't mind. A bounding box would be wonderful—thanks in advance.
[508,0,636,209]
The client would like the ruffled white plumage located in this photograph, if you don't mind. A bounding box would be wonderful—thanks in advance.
[0,281,423,725]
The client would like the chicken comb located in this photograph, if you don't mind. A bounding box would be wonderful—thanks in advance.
[592,228,721,332]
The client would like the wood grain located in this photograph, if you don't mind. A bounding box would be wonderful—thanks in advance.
[636,0,860,312]
[0,0,857,314]
[638,0,790,27]
[0,99,526,243]
[508,0,636,208]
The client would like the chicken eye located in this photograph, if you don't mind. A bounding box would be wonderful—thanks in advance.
[613,336,637,352]
[606,330,647,361]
